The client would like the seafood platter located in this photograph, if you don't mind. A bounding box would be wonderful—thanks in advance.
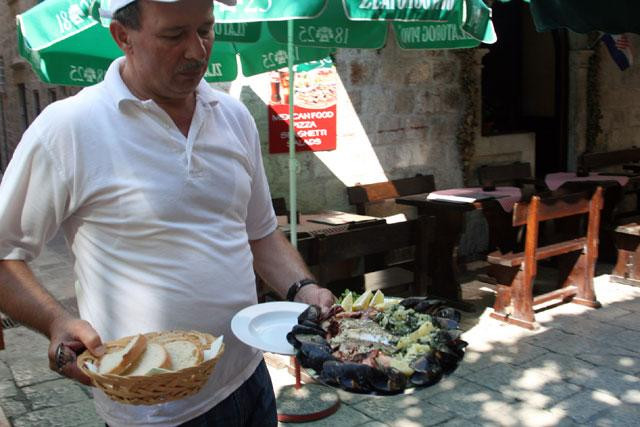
[287,290,467,395]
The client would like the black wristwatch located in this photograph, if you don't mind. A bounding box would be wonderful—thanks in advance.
[286,278,317,301]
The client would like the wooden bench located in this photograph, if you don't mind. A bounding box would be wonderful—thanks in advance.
[476,161,545,193]
[578,147,640,175]
[347,174,435,216]
[487,187,604,330]
[611,222,640,286]
[307,216,434,297]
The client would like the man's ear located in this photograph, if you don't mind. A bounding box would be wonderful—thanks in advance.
[110,21,133,54]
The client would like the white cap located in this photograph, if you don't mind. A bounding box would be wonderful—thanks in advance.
[106,0,237,18]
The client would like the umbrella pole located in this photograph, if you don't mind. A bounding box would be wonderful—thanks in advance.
[287,19,297,247]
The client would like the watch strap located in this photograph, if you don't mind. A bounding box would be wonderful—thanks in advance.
[286,278,317,301]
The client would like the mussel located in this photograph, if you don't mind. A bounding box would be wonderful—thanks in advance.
[409,352,443,386]
[296,342,336,372]
[320,361,374,393]
[298,305,322,324]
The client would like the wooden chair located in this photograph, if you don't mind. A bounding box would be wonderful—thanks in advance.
[487,187,604,330]
[347,174,435,216]
[307,216,433,297]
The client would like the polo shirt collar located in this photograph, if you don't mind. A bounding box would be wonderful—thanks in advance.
[104,56,220,110]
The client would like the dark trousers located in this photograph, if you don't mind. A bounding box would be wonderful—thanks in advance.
[181,360,277,427]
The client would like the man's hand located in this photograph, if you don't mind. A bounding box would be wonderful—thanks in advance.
[47,317,104,386]
[294,284,336,314]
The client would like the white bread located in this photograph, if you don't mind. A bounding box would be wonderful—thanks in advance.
[163,340,204,370]
[98,334,147,375]
[123,342,171,376]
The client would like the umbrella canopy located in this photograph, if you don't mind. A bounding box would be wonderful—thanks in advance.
[498,0,640,35]
[16,0,333,85]
[528,0,640,35]
[220,0,497,49]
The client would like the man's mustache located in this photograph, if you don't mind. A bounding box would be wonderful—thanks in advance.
[177,60,207,73]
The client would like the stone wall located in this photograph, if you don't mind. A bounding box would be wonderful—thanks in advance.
[597,33,640,151]
[217,35,468,213]
[0,0,77,171]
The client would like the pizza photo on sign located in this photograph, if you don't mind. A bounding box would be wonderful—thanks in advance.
[286,290,467,395]
[268,57,338,153]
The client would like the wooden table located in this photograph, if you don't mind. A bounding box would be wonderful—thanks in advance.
[277,210,384,237]
[396,187,522,306]
[544,172,640,261]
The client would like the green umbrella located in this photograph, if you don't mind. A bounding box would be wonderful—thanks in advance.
[498,0,640,35]
[16,0,332,85]
[266,0,495,50]
[527,0,640,35]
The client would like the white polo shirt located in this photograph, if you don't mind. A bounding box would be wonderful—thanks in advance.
[0,57,277,426]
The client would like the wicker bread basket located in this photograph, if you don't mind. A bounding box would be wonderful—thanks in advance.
[77,330,224,405]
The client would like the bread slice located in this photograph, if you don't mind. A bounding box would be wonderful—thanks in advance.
[98,334,147,375]
[164,340,204,370]
[124,342,171,376]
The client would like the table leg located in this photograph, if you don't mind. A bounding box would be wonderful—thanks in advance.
[424,207,466,302]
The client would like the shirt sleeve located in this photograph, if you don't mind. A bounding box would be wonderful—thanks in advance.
[0,136,70,262]
[243,114,278,241]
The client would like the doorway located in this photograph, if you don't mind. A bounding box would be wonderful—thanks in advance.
[482,1,569,177]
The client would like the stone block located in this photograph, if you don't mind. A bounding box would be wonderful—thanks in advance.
[524,328,604,357]
[552,389,618,424]
[412,90,436,114]
[394,89,419,114]
[10,357,60,388]
[377,128,406,147]
[354,394,454,426]
[590,404,640,427]
[604,311,640,331]
[425,380,515,421]
[406,126,429,144]
[554,317,627,343]
[464,362,566,396]
[600,329,640,353]
[0,380,18,399]
[348,61,376,86]
[0,397,27,418]
[375,116,403,133]
[12,400,103,427]
[404,62,432,85]
[345,88,362,114]
[22,379,89,410]
[442,87,463,112]
[432,61,459,84]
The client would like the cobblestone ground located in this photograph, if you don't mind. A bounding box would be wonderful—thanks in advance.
[1,234,639,426]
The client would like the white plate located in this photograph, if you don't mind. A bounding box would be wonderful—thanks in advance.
[231,301,309,355]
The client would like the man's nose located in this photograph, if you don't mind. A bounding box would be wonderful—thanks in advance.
[185,33,209,60]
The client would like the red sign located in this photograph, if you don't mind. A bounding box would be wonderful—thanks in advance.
[268,59,337,154]
[268,105,336,153]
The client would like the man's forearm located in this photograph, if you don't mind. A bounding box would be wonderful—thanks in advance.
[250,230,315,298]
[0,260,71,338]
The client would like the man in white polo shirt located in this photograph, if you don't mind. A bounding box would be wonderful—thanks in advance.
[0,0,335,425]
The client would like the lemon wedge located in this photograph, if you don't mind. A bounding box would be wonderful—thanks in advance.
[371,290,385,307]
[340,292,354,312]
[353,289,373,311]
